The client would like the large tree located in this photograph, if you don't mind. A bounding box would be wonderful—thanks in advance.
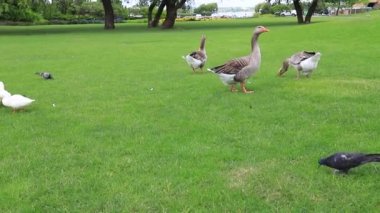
[304,0,319,23]
[293,0,319,24]
[147,0,164,28]
[147,0,188,29]
[137,0,151,6]
[161,0,186,28]
[101,0,115,29]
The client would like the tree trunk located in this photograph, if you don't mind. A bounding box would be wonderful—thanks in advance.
[101,0,115,29]
[175,0,187,12]
[151,0,166,28]
[304,0,319,23]
[161,0,186,29]
[161,2,176,29]
[293,0,304,24]
[335,1,341,16]
[147,0,158,28]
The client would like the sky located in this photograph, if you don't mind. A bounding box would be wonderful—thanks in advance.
[122,0,263,8]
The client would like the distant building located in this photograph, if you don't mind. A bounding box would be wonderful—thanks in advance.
[352,0,380,9]
[352,3,366,9]
[367,0,380,8]
[211,7,254,18]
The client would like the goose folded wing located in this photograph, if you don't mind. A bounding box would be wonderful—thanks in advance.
[190,51,205,61]
[290,51,315,64]
[211,56,249,74]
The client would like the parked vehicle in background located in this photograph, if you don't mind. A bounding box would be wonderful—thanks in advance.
[280,11,291,16]
[279,10,297,16]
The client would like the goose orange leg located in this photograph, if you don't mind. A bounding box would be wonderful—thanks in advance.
[296,68,301,80]
[240,82,253,94]
[230,85,238,92]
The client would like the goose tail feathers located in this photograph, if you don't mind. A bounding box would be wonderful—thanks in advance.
[207,68,215,73]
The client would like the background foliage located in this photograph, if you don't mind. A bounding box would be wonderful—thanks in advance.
[193,3,217,16]
[0,0,127,24]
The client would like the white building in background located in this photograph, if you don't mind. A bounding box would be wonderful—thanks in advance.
[211,9,255,18]
[194,0,261,8]
[193,1,257,18]
[121,0,261,8]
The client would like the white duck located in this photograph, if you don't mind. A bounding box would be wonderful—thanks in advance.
[0,81,11,102]
[2,93,35,112]
[278,51,322,79]
[182,35,207,72]
[208,26,269,93]
[0,81,4,90]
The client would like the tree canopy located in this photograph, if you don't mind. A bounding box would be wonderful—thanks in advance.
[0,0,126,27]
[1,0,354,29]
[147,0,190,29]
[193,3,217,16]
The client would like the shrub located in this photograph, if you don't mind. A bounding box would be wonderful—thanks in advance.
[271,4,292,14]
[255,3,272,14]
[5,8,42,22]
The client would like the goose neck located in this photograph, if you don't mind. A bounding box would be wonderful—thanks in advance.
[199,37,206,50]
[251,33,259,52]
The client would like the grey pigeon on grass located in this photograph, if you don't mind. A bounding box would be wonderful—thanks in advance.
[319,152,380,174]
[36,72,54,80]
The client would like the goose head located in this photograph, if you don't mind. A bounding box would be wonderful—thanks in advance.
[0,81,4,90]
[254,26,270,35]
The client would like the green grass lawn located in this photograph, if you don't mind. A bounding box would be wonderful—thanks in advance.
[1,11,380,211]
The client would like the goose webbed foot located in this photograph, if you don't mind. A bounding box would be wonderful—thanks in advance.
[230,85,238,92]
[296,70,302,80]
[240,82,254,94]
[243,89,254,94]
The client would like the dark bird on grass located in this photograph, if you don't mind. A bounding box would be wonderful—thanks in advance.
[36,72,54,80]
[319,152,380,174]
[278,51,321,79]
